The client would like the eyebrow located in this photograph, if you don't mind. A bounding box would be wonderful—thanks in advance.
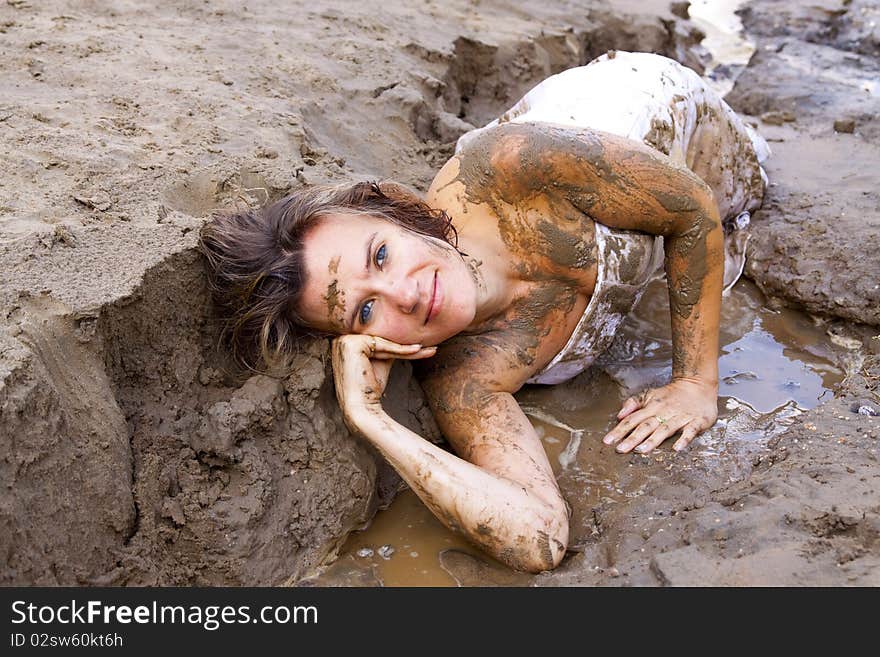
[347,231,377,331]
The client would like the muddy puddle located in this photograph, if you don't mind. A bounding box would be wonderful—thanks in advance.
[302,278,846,586]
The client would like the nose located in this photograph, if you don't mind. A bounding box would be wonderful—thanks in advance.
[380,276,419,314]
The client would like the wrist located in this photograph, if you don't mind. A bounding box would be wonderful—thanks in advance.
[672,375,718,392]
[345,402,388,433]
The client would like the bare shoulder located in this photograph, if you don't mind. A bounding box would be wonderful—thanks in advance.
[444,122,716,239]
[425,123,559,211]
[426,122,626,219]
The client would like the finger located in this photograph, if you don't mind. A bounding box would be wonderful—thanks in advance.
[603,408,657,446]
[634,416,690,454]
[372,336,423,351]
[369,336,423,355]
[614,418,660,453]
[616,414,681,454]
[403,346,438,360]
[373,346,437,360]
[673,423,701,452]
[617,396,641,419]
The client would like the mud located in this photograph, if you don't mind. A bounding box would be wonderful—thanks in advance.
[2,0,878,586]
[323,279,346,330]
[306,279,874,586]
[0,0,711,585]
[726,0,880,326]
[665,210,717,324]
[304,1,880,586]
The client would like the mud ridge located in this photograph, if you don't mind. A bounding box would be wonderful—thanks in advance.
[2,222,449,584]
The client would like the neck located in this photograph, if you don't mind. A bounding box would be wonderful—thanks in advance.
[458,249,519,334]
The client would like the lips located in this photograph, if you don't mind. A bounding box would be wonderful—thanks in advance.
[424,270,439,325]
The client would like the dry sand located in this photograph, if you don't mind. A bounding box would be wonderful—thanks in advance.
[1,0,877,585]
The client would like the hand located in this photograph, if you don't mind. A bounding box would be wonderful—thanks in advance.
[330,334,437,428]
[602,378,718,454]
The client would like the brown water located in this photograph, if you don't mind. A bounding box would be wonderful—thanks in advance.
[303,279,845,586]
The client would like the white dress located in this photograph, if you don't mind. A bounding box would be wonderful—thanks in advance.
[454,51,770,385]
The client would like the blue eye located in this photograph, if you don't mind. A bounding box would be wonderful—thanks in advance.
[359,299,374,325]
[358,245,385,325]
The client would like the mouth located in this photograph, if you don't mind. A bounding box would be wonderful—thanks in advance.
[424,270,439,325]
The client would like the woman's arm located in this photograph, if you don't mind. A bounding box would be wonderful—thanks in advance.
[456,122,723,453]
[332,334,569,572]
[553,127,723,454]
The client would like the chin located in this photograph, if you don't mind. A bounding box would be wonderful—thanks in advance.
[429,317,471,346]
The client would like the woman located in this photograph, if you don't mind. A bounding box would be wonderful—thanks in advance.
[199,51,769,572]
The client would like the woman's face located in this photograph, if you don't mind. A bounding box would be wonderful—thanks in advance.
[297,213,477,346]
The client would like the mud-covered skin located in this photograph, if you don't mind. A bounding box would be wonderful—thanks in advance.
[425,122,724,459]
[336,334,569,573]
[667,211,712,320]
[430,126,608,377]
[320,257,349,331]
[530,225,660,384]
[332,335,563,573]
[335,122,724,571]
[323,279,346,331]
[432,121,721,385]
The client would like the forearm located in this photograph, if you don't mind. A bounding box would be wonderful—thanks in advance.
[349,407,567,572]
[664,205,723,387]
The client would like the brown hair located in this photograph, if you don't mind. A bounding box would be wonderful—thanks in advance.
[198,181,459,372]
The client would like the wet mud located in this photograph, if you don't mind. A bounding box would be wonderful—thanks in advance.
[726,0,880,326]
[306,279,874,586]
[2,0,878,586]
[303,0,880,586]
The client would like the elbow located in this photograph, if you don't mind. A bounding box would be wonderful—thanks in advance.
[503,500,570,573]
[537,501,571,571]
[527,504,570,573]
[695,184,722,229]
[531,523,569,573]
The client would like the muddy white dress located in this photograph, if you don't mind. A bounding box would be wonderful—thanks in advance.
[454,50,770,385]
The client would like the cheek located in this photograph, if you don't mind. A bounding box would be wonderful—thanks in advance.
[369,312,422,345]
